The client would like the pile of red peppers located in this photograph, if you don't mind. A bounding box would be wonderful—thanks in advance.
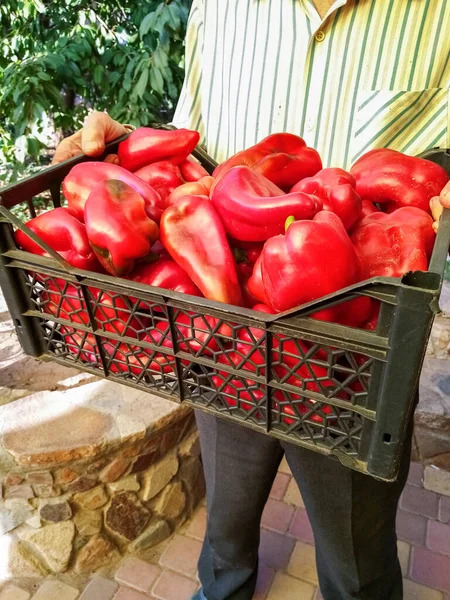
[15,127,449,420]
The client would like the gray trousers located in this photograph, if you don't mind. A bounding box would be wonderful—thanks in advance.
[195,410,413,600]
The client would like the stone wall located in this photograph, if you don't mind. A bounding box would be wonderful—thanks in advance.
[0,394,204,579]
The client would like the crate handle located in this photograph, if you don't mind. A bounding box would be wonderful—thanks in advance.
[429,207,450,278]
[0,204,73,274]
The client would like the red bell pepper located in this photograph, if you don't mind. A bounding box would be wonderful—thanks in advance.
[349,199,379,233]
[118,127,200,172]
[261,212,361,312]
[232,239,264,307]
[63,162,164,223]
[160,195,242,305]
[42,283,144,338]
[248,253,271,306]
[350,148,449,213]
[211,353,265,413]
[134,161,184,204]
[291,168,362,231]
[174,312,233,357]
[213,133,322,191]
[350,206,435,278]
[179,157,210,182]
[127,259,202,298]
[211,166,322,242]
[14,207,101,272]
[166,176,215,205]
[85,180,159,277]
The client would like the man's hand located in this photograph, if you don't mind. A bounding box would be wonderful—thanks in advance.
[52,111,128,165]
[430,180,450,233]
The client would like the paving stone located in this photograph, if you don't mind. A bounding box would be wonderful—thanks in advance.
[105,491,150,541]
[403,579,444,599]
[159,533,202,577]
[31,580,79,600]
[410,546,450,592]
[261,498,295,534]
[130,518,171,552]
[141,454,179,501]
[398,540,410,576]
[74,534,120,574]
[396,509,427,545]
[254,565,275,600]
[107,474,140,494]
[269,472,290,501]
[27,471,53,485]
[100,458,131,483]
[259,530,296,571]
[283,479,304,507]
[40,501,72,523]
[288,508,315,544]
[22,520,75,573]
[408,462,424,487]
[79,575,118,600]
[400,485,439,519]
[152,570,198,600]
[278,457,291,474]
[440,496,450,523]
[73,485,108,510]
[68,476,98,493]
[427,520,450,556]
[266,572,315,600]
[152,481,186,520]
[113,588,152,600]
[287,541,318,585]
[0,585,30,600]
[74,511,102,537]
[115,557,160,593]
[424,466,450,497]
[186,506,207,541]
[4,485,34,500]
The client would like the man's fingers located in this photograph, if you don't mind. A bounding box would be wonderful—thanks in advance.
[52,134,82,165]
[81,111,128,156]
[430,196,443,222]
[440,180,450,207]
[104,154,120,165]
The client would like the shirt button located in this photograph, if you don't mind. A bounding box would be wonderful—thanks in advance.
[315,30,326,42]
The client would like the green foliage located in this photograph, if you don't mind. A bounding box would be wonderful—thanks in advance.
[0,0,192,185]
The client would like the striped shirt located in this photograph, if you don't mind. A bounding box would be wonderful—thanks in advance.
[172,0,450,170]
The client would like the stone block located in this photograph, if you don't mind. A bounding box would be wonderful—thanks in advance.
[427,520,450,556]
[40,501,72,523]
[79,575,118,600]
[107,475,140,494]
[7,540,50,577]
[105,492,150,541]
[4,485,34,500]
[73,485,108,510]
[74,510,103,537]
[396,509,427,545]
[267,573,315,600]
[152,570,198,600]
[31,580,79,600]
[159,534,202,577]
[424,465,450,497]
[100,457,131,483]
[140,453,178,501]
[399,484,439,519]
[178,456,202,489]
[68,476,98,493]
[0,585,31,600]
[287,541,318,584]
[33,484,61,498]
[114,556,160,593]
[75,534,120,574]
[4,473,24,486]
[261,498,295,534]
[0,504,31,535]
[26,514,42,529]
[152,481,186,520]
[26,471,53,485]
[178,430,201,458]
[440,496,450,523]
[21,520,75,573]
[131,451,158,474]
[54,467,78,485]
[130,518,171,551]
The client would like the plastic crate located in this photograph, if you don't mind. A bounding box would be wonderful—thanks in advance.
[1,136,449,482]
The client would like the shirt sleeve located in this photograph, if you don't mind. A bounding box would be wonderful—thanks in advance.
[171,0,205,142]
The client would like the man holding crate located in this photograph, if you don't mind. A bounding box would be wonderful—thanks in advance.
[54,0,450,598]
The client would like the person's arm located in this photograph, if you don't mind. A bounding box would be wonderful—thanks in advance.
[171,0,205,143]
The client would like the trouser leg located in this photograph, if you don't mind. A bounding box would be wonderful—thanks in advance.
[282,417,413,600]
[195,410,283,600]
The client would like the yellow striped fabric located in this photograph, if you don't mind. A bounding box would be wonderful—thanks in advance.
[172,0,450,169]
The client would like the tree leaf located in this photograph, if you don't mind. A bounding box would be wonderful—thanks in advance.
[134,67,149,99]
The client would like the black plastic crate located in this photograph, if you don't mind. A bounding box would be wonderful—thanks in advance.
[1,134,449,482]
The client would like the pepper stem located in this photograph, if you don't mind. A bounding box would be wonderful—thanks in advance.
[285,216,295,231]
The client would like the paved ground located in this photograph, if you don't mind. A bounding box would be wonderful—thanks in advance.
[2,459,450,600]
